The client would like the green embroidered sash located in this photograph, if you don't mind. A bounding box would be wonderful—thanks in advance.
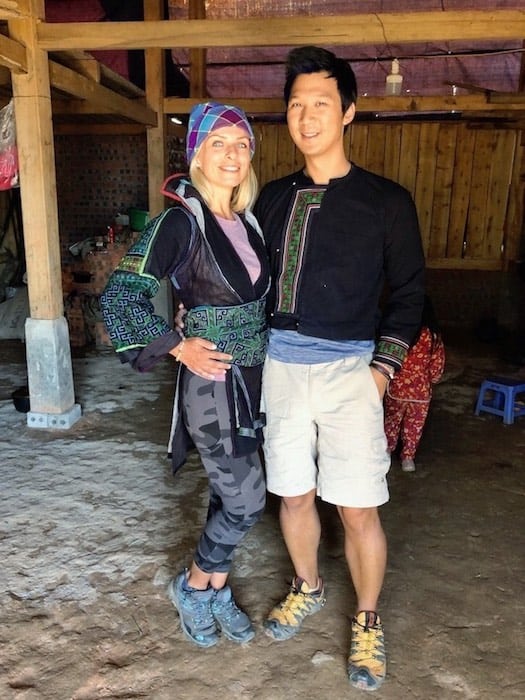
[184,298,268,366]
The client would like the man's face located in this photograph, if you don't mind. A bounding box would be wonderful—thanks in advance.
[286,71,355,159]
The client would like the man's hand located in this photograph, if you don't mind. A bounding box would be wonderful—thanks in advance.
[369,366,389,400]
[169,336,232,380]
[174,302,186,337]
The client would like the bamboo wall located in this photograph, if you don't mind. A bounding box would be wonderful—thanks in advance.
[252,122,525,272]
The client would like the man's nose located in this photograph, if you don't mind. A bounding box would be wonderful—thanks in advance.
[299,105,313,122]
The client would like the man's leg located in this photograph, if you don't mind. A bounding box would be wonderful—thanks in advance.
[337,505,386,611]
[338,505,387,692]
[280,489,320,588]
[262,357,327,640]
[264,491,326,640]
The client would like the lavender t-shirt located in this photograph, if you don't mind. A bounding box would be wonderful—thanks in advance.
[216,213,261,285]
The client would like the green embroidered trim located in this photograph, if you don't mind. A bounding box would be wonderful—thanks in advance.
[185,298,267,366]
[376,339,408,362]
[114,210,171,276]
[375,337,409,370]
[278,189,324,314]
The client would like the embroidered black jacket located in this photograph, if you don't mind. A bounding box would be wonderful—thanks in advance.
[254,164,426,370]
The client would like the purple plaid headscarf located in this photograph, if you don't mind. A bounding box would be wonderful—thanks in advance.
[186,101,255,165]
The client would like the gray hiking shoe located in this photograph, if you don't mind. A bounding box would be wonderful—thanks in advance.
[167,570,219,648]
[211,585,255,643]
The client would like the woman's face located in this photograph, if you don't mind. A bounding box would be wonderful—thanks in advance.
[194,125,252,190]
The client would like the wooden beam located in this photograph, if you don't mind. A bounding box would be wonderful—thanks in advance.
[49,49,146,97]
[51,99,139,119]
[164,94,525,116]
[0,0,23,19]
[0,31,27,73]
[49,60,157,125]
[489,92,525,104]
[426,258,504,271]
[53,122,145,136]
[165,97,284,115]
[36,11,525,51]
[99,63,145,98]
[443,81,490,95]
[50,50,101,83]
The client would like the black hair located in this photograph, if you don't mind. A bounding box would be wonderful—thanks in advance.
[421,295,441,336]
[412,294,442,348]
[284,46,358,113]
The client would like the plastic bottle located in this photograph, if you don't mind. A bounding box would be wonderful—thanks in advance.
[385,59,403,96]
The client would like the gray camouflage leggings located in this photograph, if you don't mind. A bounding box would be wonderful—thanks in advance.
[180,372,266,574]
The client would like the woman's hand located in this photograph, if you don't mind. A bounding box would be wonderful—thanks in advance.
[169,336,233,380]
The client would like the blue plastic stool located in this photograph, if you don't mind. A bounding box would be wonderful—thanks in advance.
[474,376,525,425]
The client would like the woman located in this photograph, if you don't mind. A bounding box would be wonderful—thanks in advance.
[100,102,270,648]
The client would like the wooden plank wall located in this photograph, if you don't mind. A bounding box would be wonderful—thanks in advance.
[252,122,524,271]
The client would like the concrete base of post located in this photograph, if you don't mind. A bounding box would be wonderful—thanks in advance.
[24,316,82,430]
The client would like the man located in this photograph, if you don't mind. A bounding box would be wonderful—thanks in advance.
[254,46,425,692]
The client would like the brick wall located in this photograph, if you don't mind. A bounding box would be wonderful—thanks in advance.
[54,133,149,263]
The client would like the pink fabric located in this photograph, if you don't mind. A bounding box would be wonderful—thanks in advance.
[384,400,430,460]
[45,1,105,22]
[384,328,446,459]
[217,214,261,285]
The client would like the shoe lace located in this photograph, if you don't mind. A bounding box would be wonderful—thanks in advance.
[185,592,213,626]
[351,624,385,674]
[214,597,242,622]
[280,583,316,615]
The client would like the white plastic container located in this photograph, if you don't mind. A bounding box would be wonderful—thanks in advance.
[385,59,403,96]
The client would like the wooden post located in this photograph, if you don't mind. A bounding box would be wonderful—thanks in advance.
[8,0,80,426]
[189,0,207,98]
[9,0,62,320]
[144,0,166,217]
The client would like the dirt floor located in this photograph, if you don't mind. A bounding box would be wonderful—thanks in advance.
[0,331,524,700]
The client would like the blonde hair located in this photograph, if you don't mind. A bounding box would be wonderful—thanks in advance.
[188,156,259,213]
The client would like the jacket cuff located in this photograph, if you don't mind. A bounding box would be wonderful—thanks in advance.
[373,336,409,373]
